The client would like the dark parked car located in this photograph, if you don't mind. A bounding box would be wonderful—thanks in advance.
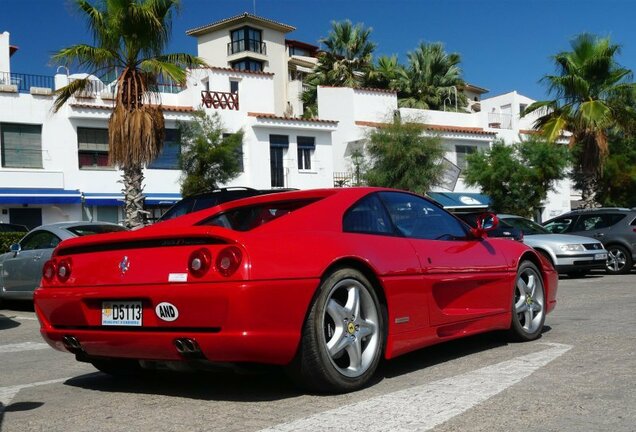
[157,187,295,222]
[456,212,524,241]
[0,223,28,233]
[543,208,636,274]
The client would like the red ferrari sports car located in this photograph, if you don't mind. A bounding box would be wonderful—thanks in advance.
[34,188,557,392]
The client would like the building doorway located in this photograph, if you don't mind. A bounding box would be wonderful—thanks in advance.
[9,208,42,230]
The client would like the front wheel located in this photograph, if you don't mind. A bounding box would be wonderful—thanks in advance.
[510,261,545,341]
[289,268,386,393]
[606,245,633,275]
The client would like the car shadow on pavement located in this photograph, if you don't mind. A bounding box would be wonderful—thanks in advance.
[0,402,45,430]
[0,313,21,330]
[64,367,302,402]
[0,300,35,312]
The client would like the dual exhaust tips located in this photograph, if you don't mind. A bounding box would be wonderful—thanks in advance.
[174,338,204,359]
[62,335,204,360]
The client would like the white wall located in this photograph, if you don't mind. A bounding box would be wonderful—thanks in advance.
[0,31,10,75]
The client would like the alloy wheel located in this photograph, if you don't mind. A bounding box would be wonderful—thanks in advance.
[321,278,380,378]
[606,247,627,273]
[514,266,545,335]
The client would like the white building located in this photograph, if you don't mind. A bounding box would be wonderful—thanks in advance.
[0,13,572,228]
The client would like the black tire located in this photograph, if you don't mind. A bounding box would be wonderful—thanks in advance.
[289,268,386,393]
[605,245,633,275]
[90,358,143,377]
[510,261,546,342]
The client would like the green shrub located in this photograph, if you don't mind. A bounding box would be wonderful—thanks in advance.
[0,232,24,253]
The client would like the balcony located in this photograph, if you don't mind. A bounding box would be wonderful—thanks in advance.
[227,39,267,56]
[201,90,239,110]
[0,71,54,94]
[487,112,513,129]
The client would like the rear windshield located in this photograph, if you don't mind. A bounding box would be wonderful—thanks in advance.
[158,191,261,222]
[66,224,127,236]
[199,199,317,231]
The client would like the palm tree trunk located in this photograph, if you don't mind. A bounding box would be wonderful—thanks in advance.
[579,175,598,209]
[121,164,148,228]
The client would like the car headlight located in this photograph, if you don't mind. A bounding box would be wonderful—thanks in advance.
[560,244,585,252]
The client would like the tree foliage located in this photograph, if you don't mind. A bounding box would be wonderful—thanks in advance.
[595,135,636,207]
[52,0,205,227]
[364,119,445,195]
[524,33,636,208]
[397,42,467,111]
[302,20,376,117]
[463,139,570,217]
[178,111,243,197]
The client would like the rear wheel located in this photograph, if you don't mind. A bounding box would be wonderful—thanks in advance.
[510,261,545,341]
[606,245,632,275]
[290,268,385,393]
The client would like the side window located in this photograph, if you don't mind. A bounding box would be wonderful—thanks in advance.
[573,215,613,232]
[543,217,574,233]
[343,194,393,235]
[20,231,61,251]
[379,192,468,240]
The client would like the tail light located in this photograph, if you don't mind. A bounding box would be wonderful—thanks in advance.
[216,246,242,277]
[42,260,57,282]
[188,248,212,277]
[57,259,72,283]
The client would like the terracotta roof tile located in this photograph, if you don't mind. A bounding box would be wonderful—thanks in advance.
[70,103,194,113]
[355,121,497,136]
[199,66,274,77]
[186,13,295,36]
[249,112,338,124]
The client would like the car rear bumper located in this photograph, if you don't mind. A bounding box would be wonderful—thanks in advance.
[34,278,318,365]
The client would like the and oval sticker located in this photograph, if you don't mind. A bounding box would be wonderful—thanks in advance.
[155,302,179,322]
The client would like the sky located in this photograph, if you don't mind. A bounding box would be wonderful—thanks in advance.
[2,0,636,101]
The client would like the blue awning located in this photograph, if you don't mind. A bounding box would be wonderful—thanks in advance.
[427,192,490,209]
[83,192,181,206]
[0,188,82,204]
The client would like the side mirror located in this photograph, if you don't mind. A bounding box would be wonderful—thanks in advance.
[10,243,21,256]
[472,213,499,238]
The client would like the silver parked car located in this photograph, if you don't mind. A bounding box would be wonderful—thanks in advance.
[498,214,607,277]
[0,222,127,301]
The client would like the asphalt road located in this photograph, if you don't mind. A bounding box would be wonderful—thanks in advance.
[1,271,635,432]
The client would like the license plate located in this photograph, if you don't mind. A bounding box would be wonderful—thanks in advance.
[595,253,608,261]
[102,301,142,326]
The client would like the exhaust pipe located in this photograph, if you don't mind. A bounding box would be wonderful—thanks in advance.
[62,335,84,354]
[174,337,204,359]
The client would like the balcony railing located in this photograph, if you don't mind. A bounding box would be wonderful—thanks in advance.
[227,39,267,56]
[201,90,239,110]
[0,71,55,93]
[487,112,513,129]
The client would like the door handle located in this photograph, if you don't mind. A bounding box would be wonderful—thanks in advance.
[593,233,605,238]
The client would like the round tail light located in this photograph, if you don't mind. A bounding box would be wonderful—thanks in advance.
[216,246,242,277]
[188,248,212,277]
[42,260,57,282]
[57,259,72,283]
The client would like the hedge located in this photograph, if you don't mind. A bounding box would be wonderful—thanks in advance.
[0,232,24,253]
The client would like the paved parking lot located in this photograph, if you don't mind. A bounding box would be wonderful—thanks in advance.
[1,271,635,432]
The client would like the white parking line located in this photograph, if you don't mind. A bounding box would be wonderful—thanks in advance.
[0,378,71,409]
[0,342,50,354]
[260,343,572,432]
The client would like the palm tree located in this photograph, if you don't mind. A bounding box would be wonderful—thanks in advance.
[301,20,376,117]
[365,55,403,90]
[524,34,636,207]
[52,0,205,227]
[397,42,466,111]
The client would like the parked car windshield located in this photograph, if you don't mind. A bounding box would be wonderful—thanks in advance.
[501,217,549,235]
[66,224,127,236]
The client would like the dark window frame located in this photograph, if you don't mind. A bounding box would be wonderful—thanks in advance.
[229,26,264,55]
[1,122,43,169]
[77,127,111,169]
